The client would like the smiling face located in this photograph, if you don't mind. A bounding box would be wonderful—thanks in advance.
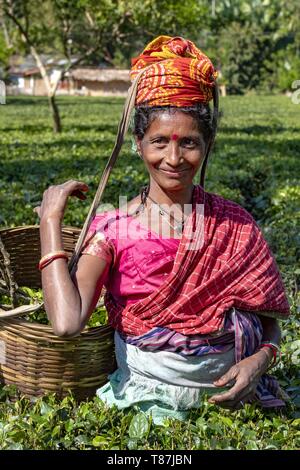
[136,110,206,193]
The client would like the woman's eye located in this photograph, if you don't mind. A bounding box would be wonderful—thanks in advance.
[151,138,168,146]
[181,138,198,148]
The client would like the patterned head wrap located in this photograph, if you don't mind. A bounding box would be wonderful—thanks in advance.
[130,35,218,107]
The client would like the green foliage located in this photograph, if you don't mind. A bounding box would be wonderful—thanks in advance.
[0,33,11,71]
[209,0,298,94]
[0,286,108,328]
[2,0,300,95]
[0,95,299,449]
[216,22,273,94]
[275,49,300,92]
[0,389,300,450]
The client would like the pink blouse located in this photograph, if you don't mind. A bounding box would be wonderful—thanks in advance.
[81,210,180,307]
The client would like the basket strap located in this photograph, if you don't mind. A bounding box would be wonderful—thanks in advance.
[68,67,147,276]
[0,234,19,308]
[0,303,43,319]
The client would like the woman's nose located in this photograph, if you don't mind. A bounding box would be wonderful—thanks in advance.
[164,142,182,165]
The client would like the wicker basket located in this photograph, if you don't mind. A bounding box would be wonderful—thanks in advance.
[0,225,116,400]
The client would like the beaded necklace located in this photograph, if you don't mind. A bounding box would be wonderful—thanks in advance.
[130,185,187,235]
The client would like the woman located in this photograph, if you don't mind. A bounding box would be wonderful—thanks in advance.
[36,36,290,425]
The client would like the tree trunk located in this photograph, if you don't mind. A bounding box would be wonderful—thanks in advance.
[48,94,62,133]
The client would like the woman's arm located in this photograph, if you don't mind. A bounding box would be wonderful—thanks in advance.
[37,180,109,337]
[208,316,281,408]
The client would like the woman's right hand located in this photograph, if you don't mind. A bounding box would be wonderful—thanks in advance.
[34,180,89,222]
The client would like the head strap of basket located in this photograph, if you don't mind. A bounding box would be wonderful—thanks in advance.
[69,35,219,273]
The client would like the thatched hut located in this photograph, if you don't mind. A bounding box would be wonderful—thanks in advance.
[70,68,130,96]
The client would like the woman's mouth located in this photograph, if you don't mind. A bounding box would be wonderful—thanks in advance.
[159,168,190,178]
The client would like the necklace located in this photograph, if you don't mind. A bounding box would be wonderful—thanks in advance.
[146,194,185,235]
[131,186,191,236]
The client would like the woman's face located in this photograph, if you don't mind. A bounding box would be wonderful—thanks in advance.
[136,110,206,192]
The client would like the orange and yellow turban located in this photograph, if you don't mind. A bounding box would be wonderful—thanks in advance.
[130,35,218,107]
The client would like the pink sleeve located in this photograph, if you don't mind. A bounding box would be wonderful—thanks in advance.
[81,213,115,265]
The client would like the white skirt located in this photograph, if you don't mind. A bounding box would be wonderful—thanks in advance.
[97,331,235,424]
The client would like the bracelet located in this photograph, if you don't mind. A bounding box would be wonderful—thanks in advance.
[38,250,69,271]
[259,341,281,369]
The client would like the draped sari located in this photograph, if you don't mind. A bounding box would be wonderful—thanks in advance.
[105,185,290,336]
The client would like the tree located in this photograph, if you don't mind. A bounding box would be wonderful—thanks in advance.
[0,9,14,77]
[110,0,210,64]
[0,0,132,132]
[1,0,299,113]
[205,0,294,94]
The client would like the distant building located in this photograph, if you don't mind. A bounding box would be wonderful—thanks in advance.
[7,57,225,98]
[9,66,63,96]
[7,55,63,95]
[7,55,131,97]
[70,68,130,96]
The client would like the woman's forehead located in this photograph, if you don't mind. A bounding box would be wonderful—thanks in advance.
[146,111,200,134]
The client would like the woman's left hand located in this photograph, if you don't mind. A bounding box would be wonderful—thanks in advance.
[208,349,272,409]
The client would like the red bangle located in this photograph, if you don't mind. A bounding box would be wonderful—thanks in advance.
[260,342,281,368]
[38,251,69,271]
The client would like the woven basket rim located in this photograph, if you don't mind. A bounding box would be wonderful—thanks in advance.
[0,316,113,335]
[0,224,109,333]
[0,224,82,234]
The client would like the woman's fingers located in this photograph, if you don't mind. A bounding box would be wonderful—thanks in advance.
[38,180,89,222]
[209,354,266,409]
[213,365,239,387]
[208,381,242,404]
[61,181,89,201]
[62,180,89,191]
[209,365,248,404]
[60,180,89,197]
[213,391,255,410]
[70,189,87,200]
[208,384,244,406]
[209,363,259,406]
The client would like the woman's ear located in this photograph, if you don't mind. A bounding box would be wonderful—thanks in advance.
[135,136,143,158]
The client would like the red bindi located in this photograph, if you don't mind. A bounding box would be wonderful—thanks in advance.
[171,134,179,141]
